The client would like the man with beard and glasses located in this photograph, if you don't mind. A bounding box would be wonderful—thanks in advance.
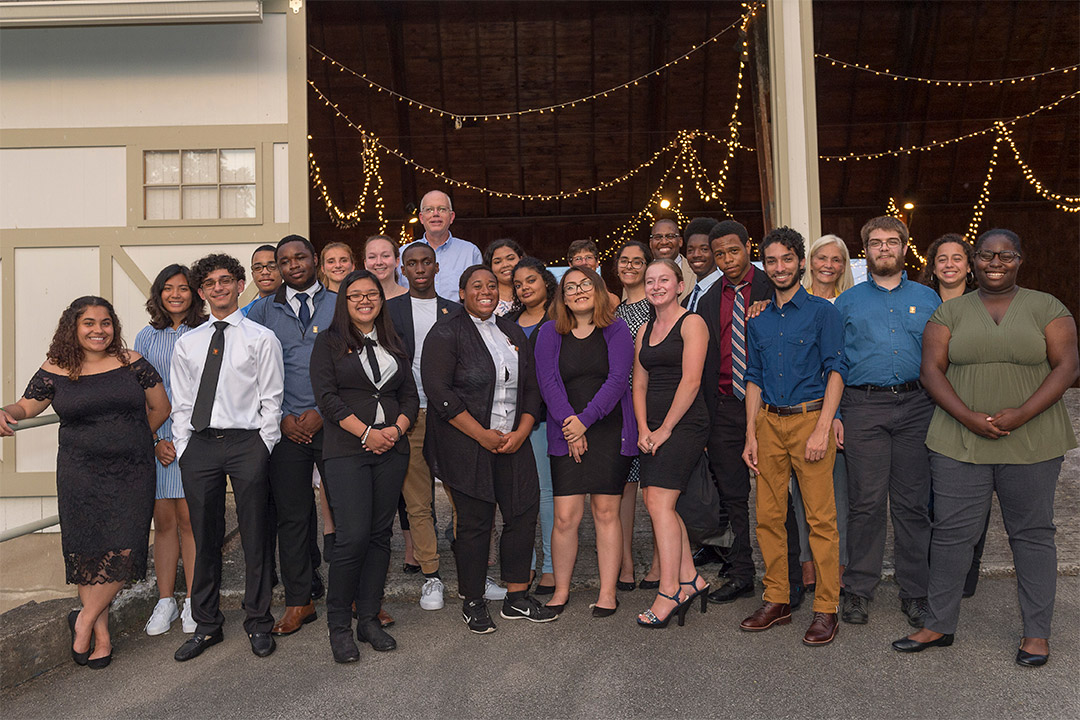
[247,235,337,637]
[739,227,846,646]
[833,217,940,630]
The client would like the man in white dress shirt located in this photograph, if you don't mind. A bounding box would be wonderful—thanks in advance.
[170,253,284,662]
[682,217,722,312]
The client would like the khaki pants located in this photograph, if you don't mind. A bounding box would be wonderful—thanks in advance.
[402,409,439,574]
[754,406,840,613]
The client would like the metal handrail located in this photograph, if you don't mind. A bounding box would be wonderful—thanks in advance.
[0,414,61,541]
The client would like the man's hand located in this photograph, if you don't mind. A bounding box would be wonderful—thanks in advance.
[281,415,313,444]
[155,439,177,466]
[742,432,759,474]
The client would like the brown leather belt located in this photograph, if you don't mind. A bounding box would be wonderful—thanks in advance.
[763,399,824,416]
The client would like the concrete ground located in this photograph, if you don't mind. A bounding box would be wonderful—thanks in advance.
[2,576,1077,719]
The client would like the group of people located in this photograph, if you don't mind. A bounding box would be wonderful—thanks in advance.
[1,189,1075,669]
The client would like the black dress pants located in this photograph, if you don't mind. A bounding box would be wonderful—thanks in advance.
[707,394,802,588]
[268,431,324,606]
[180,429,273,635]
[448,454,539,602]
[322,452,408,629]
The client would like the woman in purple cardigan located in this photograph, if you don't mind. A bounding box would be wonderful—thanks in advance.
[534,267,637,617]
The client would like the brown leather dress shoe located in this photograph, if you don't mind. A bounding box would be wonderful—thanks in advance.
[740,602,791,631]
[803,612,839,645]
[271,602,318,636]
[378,608,395,628]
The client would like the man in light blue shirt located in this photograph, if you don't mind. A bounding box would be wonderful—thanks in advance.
[402,190,482,300]
[833,216,941,630]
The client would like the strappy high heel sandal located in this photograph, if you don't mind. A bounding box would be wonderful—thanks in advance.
[680,572,711,616]
[637,589,687,628]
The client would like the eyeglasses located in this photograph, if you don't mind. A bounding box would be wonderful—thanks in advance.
[975,250,1021,263]
[617,257,646,269]
[563,279,594,296]
[571,254,596,264]
[346,291,382,303]
[867,238,903,250]
[420,206,451,216]
[251,262,277,273]
[649,233,680,242]
[201,276,236,290]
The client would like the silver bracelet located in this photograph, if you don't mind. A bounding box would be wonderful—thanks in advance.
[361,426,371,445]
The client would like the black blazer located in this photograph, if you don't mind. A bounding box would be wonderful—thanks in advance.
[420,311,542,514]
[309,331,420,461]
[387,293,462,361]
[697,266,773,420]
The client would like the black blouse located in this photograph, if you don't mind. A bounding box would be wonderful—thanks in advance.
[310,332,419,461]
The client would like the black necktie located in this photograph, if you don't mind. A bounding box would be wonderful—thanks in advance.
[295,292,310,327]
[191,321,228,432]
[362,336,381,383]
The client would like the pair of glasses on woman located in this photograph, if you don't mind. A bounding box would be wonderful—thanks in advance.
[563,279,594,296]
[975,250,1021,263]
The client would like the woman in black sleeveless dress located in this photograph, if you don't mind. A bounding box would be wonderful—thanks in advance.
[633,261,710,628]
[1,297,170,668]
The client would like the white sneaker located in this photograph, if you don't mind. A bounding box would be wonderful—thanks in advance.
[181,597,197,633]
[483,576,507,601]
[420,577,445,611]
[144,597,179,636]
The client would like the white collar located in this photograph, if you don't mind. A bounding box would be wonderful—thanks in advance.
[286,281,321,301]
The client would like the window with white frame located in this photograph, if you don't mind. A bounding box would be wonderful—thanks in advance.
[144,149,256,220]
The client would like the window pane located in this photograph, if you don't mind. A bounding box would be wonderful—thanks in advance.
[220,149,255,183]
[220,184,256,219]
[145,187,180,220]
[182,150,218,184]
[183,186,218,219]
[145,151,179,185]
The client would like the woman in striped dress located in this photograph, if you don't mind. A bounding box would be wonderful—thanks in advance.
[133,264,206,636]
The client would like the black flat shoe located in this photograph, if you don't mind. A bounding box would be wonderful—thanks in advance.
[616,580,636,592]
[1016,648,1049,667]
[534,583,555,596]
[403,562,421,574]
[69,610,90,666]
[249,632,276,657]
[638,578,660,590]
[174,629,224,662]
[544,599,568,614]
[591,600,618,618]
[891,633,954,653]
[87,651,112,670]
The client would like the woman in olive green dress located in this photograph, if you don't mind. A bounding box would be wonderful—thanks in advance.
[892,229,1078,667]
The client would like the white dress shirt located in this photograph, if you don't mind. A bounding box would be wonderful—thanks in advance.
[471,313,519,433]
[686,267,722,312]
[286,281,320,320]
[356,327,398,424]
[170,309,285,458]
[410,297,439,409]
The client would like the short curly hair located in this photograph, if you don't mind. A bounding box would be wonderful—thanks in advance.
[919,233,977,293]
[189,253,246,291]
[48,296,128,380]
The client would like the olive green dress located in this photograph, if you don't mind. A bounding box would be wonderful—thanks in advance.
[924,288,1077,464]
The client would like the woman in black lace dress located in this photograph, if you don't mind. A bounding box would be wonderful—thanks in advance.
[0,297,170,668]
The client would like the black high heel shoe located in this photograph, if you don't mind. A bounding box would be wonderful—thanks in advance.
[87,650,112,670]
[69,610,90,666]
[680,573,710,616]
[637,590,688,628]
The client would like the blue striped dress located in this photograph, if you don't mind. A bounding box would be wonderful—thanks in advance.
[134,323,192,499]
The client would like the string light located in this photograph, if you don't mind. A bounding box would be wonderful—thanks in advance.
[997,124,1080,212]
[885,197,926,268]
[821,89,1079,162]
[816,53,1079,87]
[307,3,762,124]
[966,130,1003,239]
[308,135,388,232]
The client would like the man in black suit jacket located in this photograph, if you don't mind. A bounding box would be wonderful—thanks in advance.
[698,220,805,607]
[386,243,461,612]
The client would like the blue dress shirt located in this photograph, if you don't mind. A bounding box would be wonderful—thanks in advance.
[833,272,940,387]
[745,286,847,407]
[401,234,483,300]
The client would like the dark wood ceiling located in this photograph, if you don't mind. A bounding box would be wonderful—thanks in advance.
[307,0,1079,311]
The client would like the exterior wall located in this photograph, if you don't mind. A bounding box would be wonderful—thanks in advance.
[0,1,309,532]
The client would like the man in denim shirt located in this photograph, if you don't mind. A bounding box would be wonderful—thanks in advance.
[740,227,846,646]
[834,216,940,629]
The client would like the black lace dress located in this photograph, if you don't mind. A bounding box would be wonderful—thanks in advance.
[24,358,162,585]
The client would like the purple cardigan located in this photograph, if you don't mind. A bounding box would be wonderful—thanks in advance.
[534,318,638,457]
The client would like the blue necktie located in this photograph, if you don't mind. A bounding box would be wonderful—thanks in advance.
[688,284,703,312]
[732,282,748,400]
[295,292,310,328]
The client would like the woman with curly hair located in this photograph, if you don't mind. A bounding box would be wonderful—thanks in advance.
[0,296,171,668]
[134,264,206,636]
[920,233,978,302]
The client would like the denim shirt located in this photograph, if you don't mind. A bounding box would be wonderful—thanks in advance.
[745,286,847,407]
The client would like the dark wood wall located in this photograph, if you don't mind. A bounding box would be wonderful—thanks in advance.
[307,1,1078,315]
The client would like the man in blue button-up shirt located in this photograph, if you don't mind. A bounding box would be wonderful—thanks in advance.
[401,191,483,300]
[740,227,846,646]
[833,216,941,630]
